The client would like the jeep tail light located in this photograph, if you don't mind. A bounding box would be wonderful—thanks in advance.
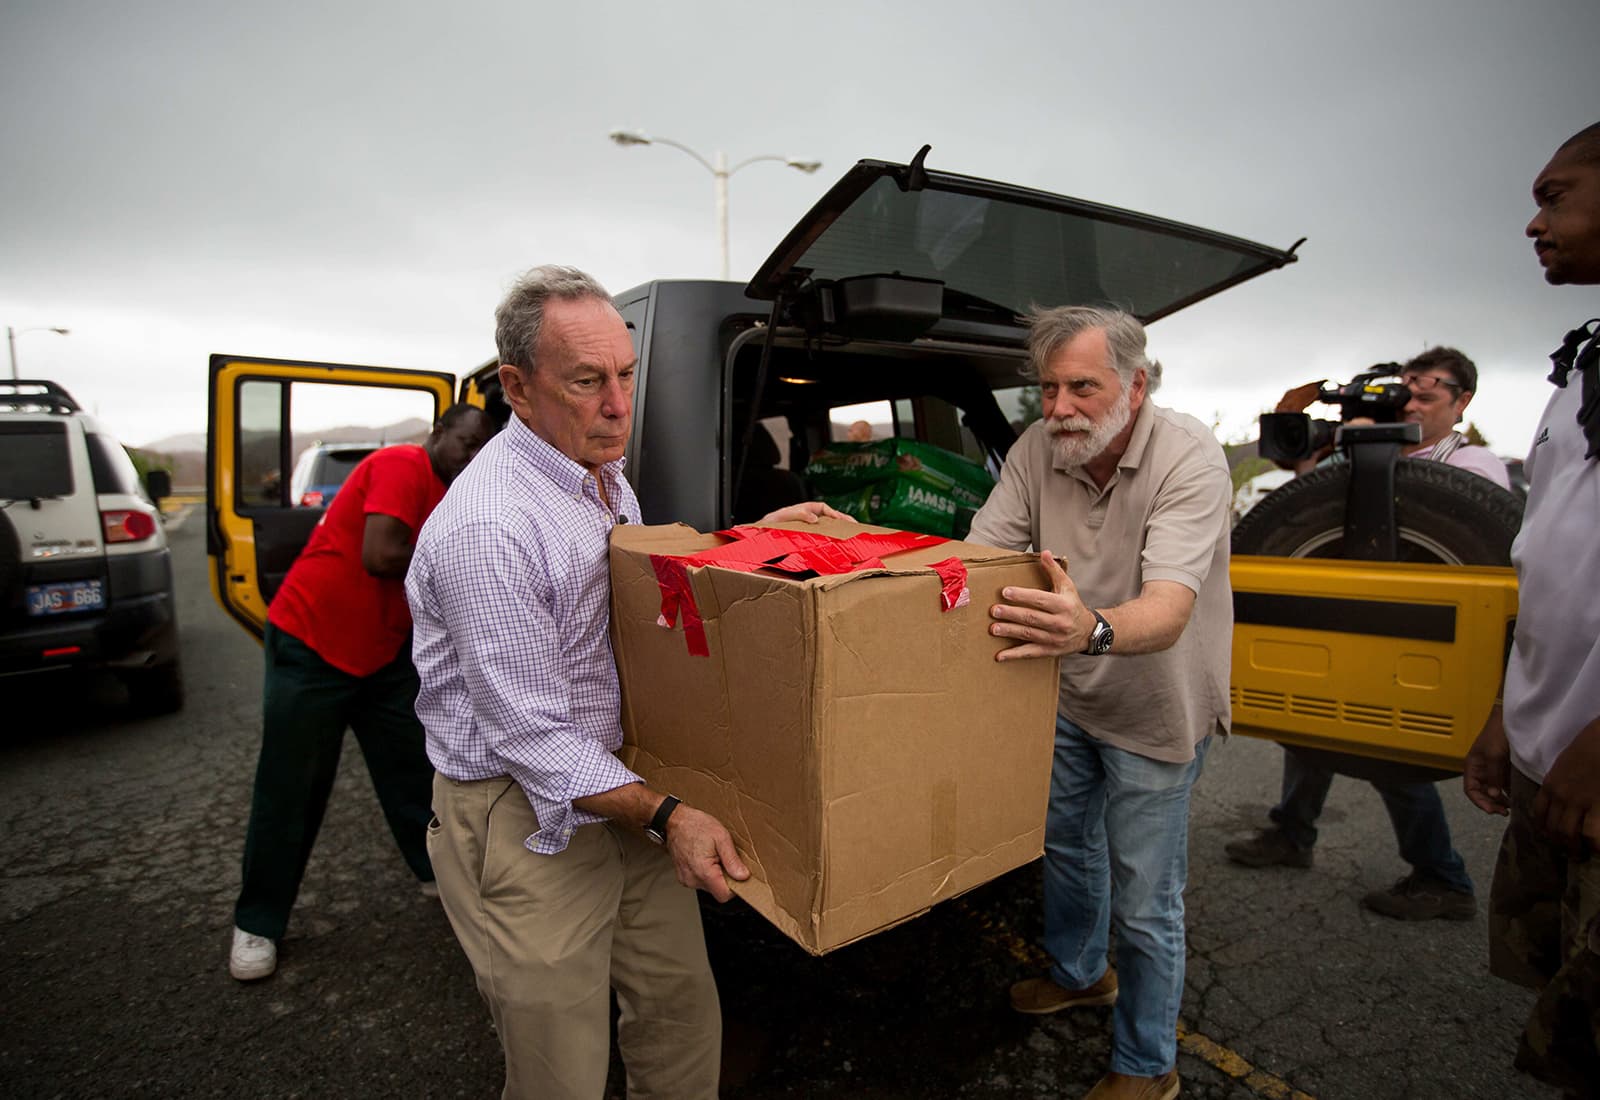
[102,509,157,543]
[299,491,324,507]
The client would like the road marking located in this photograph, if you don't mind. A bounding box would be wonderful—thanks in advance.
[1178,1027,1316,1100]
[956,898,1047,967]
[161,504,195,532]
[958,900,1317,1100]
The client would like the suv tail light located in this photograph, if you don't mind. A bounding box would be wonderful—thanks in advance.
[102,509,157,543]
[299,491,325,507]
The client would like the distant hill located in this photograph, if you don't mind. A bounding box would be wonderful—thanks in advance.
[132,417,432,491]
[138,418,430,453]
[297,418,432,447]
[138,431,207,453]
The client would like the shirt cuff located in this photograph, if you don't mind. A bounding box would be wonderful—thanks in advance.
[518,744,643,855]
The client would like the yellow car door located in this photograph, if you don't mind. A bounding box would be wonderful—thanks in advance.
[206,354,456,638]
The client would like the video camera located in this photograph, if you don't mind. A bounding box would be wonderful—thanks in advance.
[1257,364,1412,464]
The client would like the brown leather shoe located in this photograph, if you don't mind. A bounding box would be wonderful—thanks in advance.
[1008,968,1117,1014]
[1083,1069,1180,1100]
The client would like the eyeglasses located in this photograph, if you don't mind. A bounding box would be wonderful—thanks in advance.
[1402,373,1462,396]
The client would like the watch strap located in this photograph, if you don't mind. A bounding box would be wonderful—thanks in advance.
[646,795,681,843]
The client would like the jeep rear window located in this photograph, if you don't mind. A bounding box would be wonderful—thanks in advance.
[785,175,1273,321]
[0,421,73,499]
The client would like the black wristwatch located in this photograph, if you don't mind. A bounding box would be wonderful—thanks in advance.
[1083,610,1114,656]
[645,795,681,845]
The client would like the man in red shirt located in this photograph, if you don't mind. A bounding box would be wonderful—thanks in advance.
[229,403,494,981]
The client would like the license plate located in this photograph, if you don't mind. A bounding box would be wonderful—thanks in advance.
[25,579,106,616]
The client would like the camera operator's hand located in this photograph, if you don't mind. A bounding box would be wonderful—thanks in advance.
[1274,381,1322,414]
[1271,381,1338,474]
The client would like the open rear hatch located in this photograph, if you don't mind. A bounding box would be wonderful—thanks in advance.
[746,145,1302,337]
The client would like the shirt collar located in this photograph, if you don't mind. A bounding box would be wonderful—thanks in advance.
[1117,399,1157,470]
[503,414,629,498]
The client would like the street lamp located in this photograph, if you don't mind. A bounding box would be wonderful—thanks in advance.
[7,325,70,381]
[608,129,821,280]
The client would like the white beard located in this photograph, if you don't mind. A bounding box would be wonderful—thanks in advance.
[1044,383,1133,467]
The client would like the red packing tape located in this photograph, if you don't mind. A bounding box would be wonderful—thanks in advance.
[646,526,969,656]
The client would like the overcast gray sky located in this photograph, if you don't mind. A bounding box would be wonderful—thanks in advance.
[2,0,1596,452]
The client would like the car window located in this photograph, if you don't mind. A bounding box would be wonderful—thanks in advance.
[86,432,145,497]
[316,449,375,482]
[0,421,74,499]
[829,401,894,443]
[993,383,1041,436]
[236,379,434,510]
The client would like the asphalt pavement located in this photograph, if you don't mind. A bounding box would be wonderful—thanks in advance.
[0,514,1556,1099]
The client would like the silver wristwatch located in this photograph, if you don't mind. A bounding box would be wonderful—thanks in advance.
[1083,610,1114,656]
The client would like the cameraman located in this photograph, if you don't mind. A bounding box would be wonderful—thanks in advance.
[1226,346,1508,921]
[1270,347,1510,488]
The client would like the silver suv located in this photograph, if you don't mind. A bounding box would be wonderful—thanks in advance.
[0,380,183,714]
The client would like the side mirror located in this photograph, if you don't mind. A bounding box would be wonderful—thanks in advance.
[145,468,172,502]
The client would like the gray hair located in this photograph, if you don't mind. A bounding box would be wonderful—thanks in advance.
[495,265,614,373]
[1025,305,1163,394]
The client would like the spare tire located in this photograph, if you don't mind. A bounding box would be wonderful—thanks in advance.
[1232,459,1524,783]
[1232,459,1523,565]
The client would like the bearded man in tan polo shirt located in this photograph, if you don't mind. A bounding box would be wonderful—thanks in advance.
[969,305,1233,1100]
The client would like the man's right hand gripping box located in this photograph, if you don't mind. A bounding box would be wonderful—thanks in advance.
[609,518,1060,955]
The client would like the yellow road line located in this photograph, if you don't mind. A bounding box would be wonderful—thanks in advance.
[1177,1027,1316,1100]
[959,900,1317,1100]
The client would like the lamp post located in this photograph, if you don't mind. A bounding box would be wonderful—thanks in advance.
[7,325,70,381]
[608,130,821,280]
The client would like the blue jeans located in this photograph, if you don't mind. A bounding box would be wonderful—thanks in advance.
[1043,716,1210,1077]
[1268,749,1474,895]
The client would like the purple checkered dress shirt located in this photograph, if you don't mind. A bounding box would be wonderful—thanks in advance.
[406,415,642,855]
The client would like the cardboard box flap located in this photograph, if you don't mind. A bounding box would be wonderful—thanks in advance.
[610,520,714,557]
[611,517,1040,585]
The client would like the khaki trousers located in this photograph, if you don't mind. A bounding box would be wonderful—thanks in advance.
[428,774,721,1100]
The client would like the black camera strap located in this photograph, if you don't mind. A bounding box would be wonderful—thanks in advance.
[1547,318,1600,460]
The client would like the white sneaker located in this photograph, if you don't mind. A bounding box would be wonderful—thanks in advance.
[229,926,277,981]
[419,880,440,900]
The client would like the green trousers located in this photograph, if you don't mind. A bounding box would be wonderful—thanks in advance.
[234,623,435,940]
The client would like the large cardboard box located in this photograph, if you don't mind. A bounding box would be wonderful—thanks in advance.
[609,519,1060,954]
